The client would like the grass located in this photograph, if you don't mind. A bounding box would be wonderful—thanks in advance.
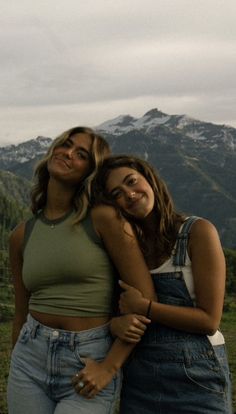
[221,311,236,411]
[1,312,235,414]
[0,322,11,414]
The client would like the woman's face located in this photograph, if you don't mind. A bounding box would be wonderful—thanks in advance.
[47,133,93,185]
[106,166,155,219]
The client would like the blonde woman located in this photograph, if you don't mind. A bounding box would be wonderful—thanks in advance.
[7,129,155,414]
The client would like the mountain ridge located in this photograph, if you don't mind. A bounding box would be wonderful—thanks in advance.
[1,108,236,248]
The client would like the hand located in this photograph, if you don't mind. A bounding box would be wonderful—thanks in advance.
[119,280,148,315]
[72,358,115,399]
[110,314,150,343]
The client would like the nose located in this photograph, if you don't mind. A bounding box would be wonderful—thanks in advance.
[63,147,74,159]
[126,191,136,200]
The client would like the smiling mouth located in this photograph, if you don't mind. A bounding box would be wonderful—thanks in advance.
[127,195,143,209]
[54,156,71,169]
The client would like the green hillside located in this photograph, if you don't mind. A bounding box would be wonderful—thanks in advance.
[0,170,30,249]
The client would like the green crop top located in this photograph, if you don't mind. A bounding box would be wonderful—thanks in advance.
[22,210,118,317]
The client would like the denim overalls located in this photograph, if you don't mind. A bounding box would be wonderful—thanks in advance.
[120,217,232,414]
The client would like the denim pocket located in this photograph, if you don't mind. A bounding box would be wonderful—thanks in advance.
[74,334,112,364]
[183,355,227,395]
[73,335,120,400]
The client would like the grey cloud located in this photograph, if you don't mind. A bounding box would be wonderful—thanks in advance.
[0,0,236,144]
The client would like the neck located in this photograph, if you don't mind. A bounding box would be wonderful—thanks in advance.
[141,211,159,237]
[44,178,77,219]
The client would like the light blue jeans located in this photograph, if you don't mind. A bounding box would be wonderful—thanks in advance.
[7,314,120,414]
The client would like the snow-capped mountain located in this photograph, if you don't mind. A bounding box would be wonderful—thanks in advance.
[96,108,236,151]
[1,108,236,248]
[0,109,236,169]
[97,108,187,135]
[0,136,52,166]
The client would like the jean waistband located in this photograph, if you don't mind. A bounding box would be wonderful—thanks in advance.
[26,313,110,343]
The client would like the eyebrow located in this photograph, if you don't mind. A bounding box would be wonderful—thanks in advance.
[109,173,135,195]
[67,138,91,157]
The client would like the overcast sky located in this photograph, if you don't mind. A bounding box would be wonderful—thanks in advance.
[1,0,236,146]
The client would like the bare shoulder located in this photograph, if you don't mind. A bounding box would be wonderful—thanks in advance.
[190,218,219,240]
[189,217,223,256]
[91,204,120,221]
[91,204,126,228]
[91,204,134,238]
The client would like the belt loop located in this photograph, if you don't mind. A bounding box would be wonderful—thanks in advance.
[183,347,191,368]
[69,332,76,351]
[31,323,39,339]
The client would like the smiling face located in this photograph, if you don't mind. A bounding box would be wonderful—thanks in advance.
[47,133,93,185]
[106,166,155,219]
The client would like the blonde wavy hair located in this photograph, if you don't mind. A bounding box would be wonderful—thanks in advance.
[31,126,110,222]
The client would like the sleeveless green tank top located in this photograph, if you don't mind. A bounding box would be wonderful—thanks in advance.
[23,210,117,317]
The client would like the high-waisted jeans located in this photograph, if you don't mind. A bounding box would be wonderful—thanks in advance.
[7,314,120,414]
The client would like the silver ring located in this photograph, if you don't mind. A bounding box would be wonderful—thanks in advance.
[78,381,85,389]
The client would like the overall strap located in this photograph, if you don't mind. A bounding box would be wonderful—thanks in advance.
[172,216,200,267]
[22,215,37,253]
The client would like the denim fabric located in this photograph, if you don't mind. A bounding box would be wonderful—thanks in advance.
[7,314,120,414]
[120,217,232,414]
[120,332,232,413]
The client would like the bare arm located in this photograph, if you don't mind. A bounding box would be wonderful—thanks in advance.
[119,219,226,335]
[92,205,156,301]
[72,205,155,397]
[9,222,30,347]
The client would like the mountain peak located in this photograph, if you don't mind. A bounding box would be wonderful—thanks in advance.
[143,108,167,118]
[96,108,171,135]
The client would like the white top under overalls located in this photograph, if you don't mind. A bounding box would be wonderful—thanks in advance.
[150,217,225,346]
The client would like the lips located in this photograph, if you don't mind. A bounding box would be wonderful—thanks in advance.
[53,155,71,169]
[127,195,144,209]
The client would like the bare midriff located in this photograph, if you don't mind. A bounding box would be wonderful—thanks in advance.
[30,310,110,331]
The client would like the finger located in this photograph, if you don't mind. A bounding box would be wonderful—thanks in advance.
[80,357,89,365]
[79,380,101,399]
[126,333,143,341]
[128,317,149,330]
[130,327,146,336]
[79,383,94,397]
[118,280,132,290]
[133,322,148,332]
[123,337,141,344]
[128,327,146,337]
[84,387,99,399]
[71,372,82,385]
[135,314,152,324]
[75,380,87,394]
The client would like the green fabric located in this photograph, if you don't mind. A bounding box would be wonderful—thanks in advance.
[23,211,117,317]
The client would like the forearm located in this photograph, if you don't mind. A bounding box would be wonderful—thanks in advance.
[148,300,221,335]
[120,290,223,336]
[101,337,136,375]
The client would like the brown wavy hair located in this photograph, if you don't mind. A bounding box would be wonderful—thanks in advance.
[92,155,185,257]
[31,126,110,222]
